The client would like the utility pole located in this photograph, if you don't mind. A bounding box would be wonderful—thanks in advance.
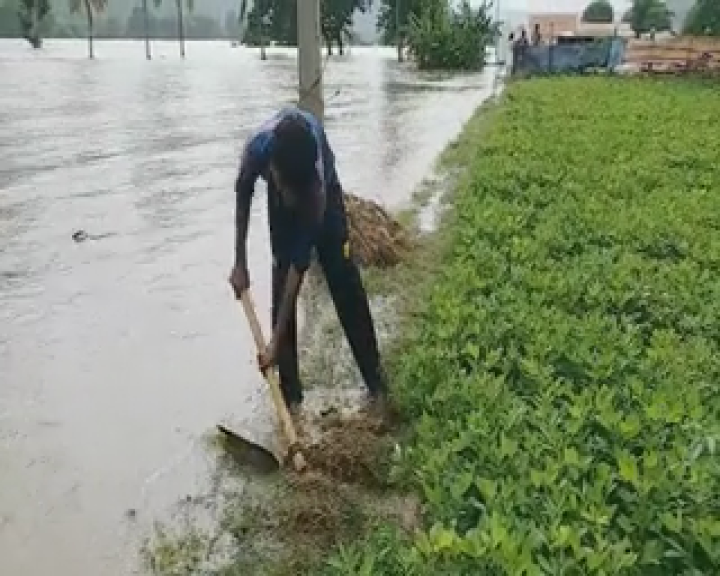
[297,0,324,123]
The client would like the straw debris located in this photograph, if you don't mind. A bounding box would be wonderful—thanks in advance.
[302,415,393,488]
[277,472,362,538]
[344,192,414,268]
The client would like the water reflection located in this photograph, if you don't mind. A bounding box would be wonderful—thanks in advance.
[0,39,495,576]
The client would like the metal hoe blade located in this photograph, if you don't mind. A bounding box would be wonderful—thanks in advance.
[216,424,281,475]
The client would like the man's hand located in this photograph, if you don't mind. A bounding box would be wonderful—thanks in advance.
[229,264,250,298]
[257,340,278,373]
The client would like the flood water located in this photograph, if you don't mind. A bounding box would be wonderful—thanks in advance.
[0,39,496,575]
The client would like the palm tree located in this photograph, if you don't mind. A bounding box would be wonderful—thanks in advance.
[238,0,248,42]
[154,0,194,58]
[17,0,51,49]
[69,0,107,58]
[142,0,151,59]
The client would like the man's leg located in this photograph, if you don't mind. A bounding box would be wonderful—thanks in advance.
[316,233,387,399]
[271,259,303,409]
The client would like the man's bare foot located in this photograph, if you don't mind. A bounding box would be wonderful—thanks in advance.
[363,391,392,424]
[287,401,306,434]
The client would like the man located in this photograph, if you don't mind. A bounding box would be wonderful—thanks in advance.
[228,106,389,418]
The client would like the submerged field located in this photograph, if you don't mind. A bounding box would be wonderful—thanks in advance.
[321,77,720,574]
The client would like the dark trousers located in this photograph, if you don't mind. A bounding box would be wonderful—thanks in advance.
[270,227,386,407]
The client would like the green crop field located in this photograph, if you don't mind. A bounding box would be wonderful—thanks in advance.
[323,77,720,575]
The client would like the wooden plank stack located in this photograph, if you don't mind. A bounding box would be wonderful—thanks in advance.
[624,36,720,74]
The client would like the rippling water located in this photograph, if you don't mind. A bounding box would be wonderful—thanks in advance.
[0,39,496,575]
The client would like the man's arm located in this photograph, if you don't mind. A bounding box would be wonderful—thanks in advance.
[234,173,252,269]
[234,139,264,269]
[230,137,265,298]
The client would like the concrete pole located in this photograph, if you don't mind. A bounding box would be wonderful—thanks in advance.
[297,0,325,123]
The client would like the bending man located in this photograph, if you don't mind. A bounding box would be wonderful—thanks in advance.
[229,106,389,418]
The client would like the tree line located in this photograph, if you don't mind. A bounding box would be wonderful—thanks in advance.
[0,0,242,52]
[244,0,372,56]
[0,0,501,71]
[2,0,719,66]
[580,0,720,38]
[244,0,499,68]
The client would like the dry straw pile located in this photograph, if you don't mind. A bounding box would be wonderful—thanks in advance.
[344,192,413,268]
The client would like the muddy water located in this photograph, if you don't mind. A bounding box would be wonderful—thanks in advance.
[0,39,496,575]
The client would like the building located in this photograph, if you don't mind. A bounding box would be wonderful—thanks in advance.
[528,13,578,38]
[527,12,634,41]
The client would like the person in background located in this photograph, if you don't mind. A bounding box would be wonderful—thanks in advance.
[532,23,542,46]
[518,27,529,46]
[511,28,529,75]
[229,107,390,421]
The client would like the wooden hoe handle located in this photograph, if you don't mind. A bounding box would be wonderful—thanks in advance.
[239,290,307,472]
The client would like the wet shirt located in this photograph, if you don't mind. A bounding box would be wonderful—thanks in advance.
[235,107,342,272]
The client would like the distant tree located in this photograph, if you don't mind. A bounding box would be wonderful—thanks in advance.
[154,0,194,57]
[377,0,423,60]
[683,0,720,36]
[321,0,372,56]
[244,0,273,57]
[627,0,673,38]
[235,0,249,41]
[17,0,50,48]
[225,9,240,39]
[244,0,370,57]
[622,7,633,22]
[244,0,300,60]
[0,0,23,37]
[406,0,497,70]
[582,0,614,23]
[68,0,107,59]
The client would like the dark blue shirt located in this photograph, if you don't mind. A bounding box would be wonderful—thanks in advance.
[235,107,342,272]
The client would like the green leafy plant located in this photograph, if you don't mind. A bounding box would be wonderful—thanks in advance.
[405,0,498,71]
[323,77,720,574]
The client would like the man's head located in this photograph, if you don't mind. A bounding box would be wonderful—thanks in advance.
[270,114,319,208]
